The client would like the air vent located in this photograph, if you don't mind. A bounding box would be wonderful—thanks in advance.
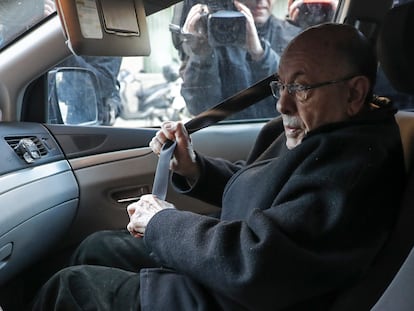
[5,136,48,160]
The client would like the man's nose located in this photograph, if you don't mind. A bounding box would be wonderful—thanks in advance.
[276,92,297,115]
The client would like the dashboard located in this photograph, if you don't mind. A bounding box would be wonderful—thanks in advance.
[0,122,78,283]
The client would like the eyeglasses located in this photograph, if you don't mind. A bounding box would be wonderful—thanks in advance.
[269,74,359,102]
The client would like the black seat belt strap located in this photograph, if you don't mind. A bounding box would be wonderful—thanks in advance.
[152,73,276,200]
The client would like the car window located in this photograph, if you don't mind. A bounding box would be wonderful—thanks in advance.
[6,1,413,128]
[0,0,56,49]
[43,0,342,128]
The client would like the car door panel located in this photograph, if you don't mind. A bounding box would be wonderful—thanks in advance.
[44,122,265,244]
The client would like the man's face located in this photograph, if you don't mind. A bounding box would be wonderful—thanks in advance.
[276,37,355,149]
[240,0,275,25]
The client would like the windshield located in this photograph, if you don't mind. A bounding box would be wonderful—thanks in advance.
[0,0,56,48]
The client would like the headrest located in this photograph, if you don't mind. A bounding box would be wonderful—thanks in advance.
[377,2,414,94]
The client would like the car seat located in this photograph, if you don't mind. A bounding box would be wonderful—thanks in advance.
[371,2,414,309]
[330,1,414,310]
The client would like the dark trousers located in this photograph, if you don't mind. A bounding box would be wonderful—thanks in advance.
[31,265,141,311]
[31,230,159,310]
[70,230,158,271]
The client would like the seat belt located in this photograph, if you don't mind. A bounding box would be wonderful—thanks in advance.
[152,73,276,200]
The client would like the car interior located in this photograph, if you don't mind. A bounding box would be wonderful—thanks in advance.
[0,0,413,310]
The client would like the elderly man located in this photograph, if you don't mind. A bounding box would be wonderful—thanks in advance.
[31,23,405,311]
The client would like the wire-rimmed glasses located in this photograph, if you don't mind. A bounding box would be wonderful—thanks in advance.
[269,74,359,102]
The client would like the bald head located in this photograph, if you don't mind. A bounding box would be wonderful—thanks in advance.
[281,23,377,102]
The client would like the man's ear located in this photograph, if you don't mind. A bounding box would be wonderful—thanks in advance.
[347,75,370,116]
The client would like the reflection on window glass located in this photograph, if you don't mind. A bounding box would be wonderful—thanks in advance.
[175,0,338,121]
[0,0,56,49]
[47,1,340,128]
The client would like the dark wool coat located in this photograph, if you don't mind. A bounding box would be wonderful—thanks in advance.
[141,106,405,311]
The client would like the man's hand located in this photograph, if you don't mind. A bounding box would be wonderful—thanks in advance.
[150,121,200,181]
[127,194,175,238]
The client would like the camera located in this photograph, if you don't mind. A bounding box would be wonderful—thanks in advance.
[200,0,246,47]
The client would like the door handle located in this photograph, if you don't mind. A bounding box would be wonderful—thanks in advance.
[110,185,150,204]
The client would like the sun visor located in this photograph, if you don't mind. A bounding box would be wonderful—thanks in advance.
[56,0,151,56]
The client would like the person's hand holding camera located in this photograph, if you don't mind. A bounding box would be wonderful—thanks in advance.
[233,1,265,61]
[182,2,265,61]
[181,4,213,56]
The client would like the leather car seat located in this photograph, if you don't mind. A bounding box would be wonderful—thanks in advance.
[330,2,414,310]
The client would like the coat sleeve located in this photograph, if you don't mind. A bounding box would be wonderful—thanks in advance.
[171,154,245,207]
[171,117,285,206]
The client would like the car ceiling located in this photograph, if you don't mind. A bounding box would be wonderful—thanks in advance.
[143,0,181,16]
